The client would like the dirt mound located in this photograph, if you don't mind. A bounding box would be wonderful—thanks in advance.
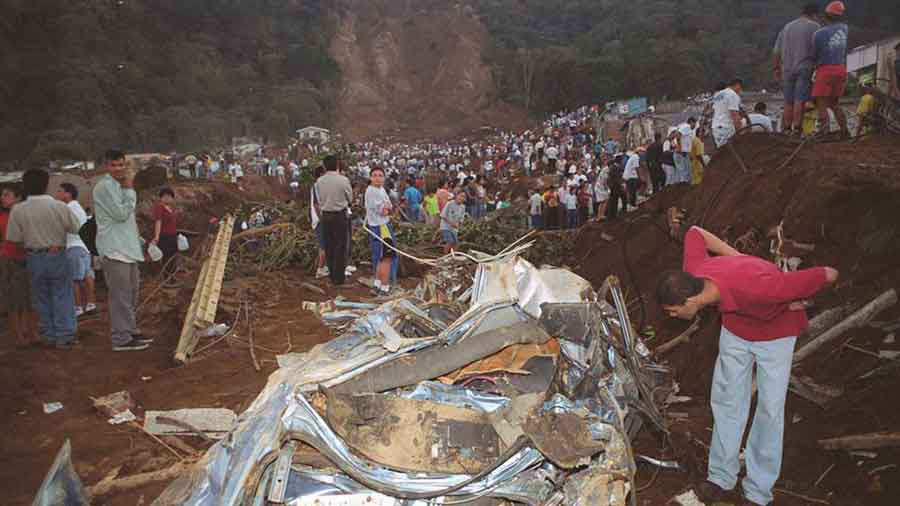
[330,0,528,141]
[565,132,900,505]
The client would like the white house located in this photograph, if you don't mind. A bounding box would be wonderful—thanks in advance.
[296,126,331,143]
[847,35,900,92]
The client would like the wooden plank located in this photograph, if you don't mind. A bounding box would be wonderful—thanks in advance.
[819,432,900,451]
[174,257,211,364]
[198,215,234,325]
[175,216,235,364]
[194,220,227,327]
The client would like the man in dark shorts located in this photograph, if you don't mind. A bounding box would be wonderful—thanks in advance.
[811,1,849,136]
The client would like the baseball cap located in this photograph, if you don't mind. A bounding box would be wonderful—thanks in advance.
[825,1,845,16]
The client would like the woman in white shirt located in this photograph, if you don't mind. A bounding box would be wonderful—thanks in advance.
[365,167,398,296]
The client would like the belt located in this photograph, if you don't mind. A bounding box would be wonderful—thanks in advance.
[26,246,64,254]
[322,210,347,215]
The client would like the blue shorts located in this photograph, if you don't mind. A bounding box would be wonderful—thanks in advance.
[441,229,458,245]
[368,223,395,266]
[783,65,813,104]
[66,246,94,281]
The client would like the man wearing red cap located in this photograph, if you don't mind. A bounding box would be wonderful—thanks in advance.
[811,1,850,137]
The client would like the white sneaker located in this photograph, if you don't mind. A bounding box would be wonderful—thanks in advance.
[346,265,357,273]
[345,268,353,277]
[84,303,97,314]
[316,267,329,279]
[75,306,84,317]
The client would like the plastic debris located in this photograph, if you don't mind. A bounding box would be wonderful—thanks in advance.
[108,409,137,425]
[43,402,63,414]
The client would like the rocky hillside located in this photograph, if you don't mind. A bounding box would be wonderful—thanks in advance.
[329,0,526,141]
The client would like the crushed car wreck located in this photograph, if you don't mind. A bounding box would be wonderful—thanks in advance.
[147,253,673,506]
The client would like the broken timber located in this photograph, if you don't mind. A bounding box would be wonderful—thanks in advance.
[175,215,236,364]
[819,432,900,451]
[793,289,897,363]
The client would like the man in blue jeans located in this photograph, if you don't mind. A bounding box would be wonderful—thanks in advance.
[5,169,82,349]
[658,226,838,506]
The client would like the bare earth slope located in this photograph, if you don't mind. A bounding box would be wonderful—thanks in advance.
[330,0,527,141]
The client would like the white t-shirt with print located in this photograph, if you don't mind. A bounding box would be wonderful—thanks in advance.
[712,88,741,130]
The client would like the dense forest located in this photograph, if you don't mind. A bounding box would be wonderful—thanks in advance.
[1,0,898,166]
[476,0,900,115]
[0,0,339,166]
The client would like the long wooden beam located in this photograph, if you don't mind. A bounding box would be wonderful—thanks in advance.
[174,215,235,364]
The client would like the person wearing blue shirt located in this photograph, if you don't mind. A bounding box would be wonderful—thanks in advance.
[403,180,423,222]
[604,139,619,155]
[811,1,849,136]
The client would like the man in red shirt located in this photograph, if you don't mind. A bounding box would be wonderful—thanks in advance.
[657,226,838,506]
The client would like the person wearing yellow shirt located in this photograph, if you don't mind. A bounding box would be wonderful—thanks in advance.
[423,189,439,226]
[690,135,707,186]
[855,84,876,137]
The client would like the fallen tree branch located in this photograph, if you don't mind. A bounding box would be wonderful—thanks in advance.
[231,222,292,242]
[799,304,855,348]
[773,487,829,505]
[245,302,261,372]
[130,421,183,461]
[819,432,900,451]
[793,289,897,363]
[788,375,843,408]
[301,282,326,296]
[653,318,701,356]
[86,461,191,499]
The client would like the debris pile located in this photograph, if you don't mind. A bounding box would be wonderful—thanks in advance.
[144,252,673,505]
[232,201,570,275]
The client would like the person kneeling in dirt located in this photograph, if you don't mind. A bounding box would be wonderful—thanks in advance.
[365,167,398,296]
[657,226,838,506]
[439,192,466,254]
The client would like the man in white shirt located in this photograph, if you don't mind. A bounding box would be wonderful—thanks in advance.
[545,145,559,170]
[528,189,543,229]
[748,102,774,132]
[675,118,696,184]
[56,183,96,317]
[563,185,578,229]
[712,78,744,147]
[623,151,641,210]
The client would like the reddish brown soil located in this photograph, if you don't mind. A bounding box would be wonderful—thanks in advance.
[567,133,900,505]
[4,135,900,505]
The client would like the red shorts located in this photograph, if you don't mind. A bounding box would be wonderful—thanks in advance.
[812,64,847,98]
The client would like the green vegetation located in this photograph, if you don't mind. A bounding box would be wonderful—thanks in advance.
[2,0,897,164]
[0,0,340,166]
[475,0,900,116]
